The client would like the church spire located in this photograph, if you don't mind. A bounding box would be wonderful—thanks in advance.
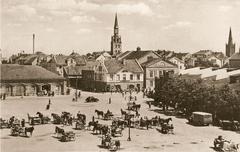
[226,27,235,57]
[228,27,233,44]
[114,13,118,29]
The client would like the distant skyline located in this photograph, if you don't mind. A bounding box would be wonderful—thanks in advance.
[2,0,240,57]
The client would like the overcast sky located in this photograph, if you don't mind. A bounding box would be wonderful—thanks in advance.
[1,0,240,57]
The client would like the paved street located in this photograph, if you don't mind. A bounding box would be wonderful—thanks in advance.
[1,91,240,152]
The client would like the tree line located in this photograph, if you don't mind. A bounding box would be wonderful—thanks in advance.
[148,76,240,123]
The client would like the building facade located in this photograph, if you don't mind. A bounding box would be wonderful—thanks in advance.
[82,59,143,92]
[0,64,67,96]
[142,59,178,90]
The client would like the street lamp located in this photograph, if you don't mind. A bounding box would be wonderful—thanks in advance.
[127,94,131,141]
[75,76,78,101]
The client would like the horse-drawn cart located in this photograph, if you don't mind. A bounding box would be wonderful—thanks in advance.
[75,120,85,130]
[11,126,25,136]
[101,135,120,151]
[0,118,9,129]
[111,126,123,137]
[28,114,41,125]
[60,131,76,142]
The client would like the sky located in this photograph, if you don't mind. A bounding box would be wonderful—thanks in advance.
[1,0,240,57]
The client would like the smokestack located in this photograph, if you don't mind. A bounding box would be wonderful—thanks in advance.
[33,34,35,54]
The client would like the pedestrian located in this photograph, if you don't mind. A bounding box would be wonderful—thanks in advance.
[109,97,111,104]
[49,99,51,105]
[78,91,81,98]
[21,119,25,127]
[92,116,95,122]
[148,102,151,109]
[135,96,137,101]
[3,93,6,100]
[46,103,50,110]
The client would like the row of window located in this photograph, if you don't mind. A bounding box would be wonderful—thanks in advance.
[110,74,141,81]
[149,70,174,78]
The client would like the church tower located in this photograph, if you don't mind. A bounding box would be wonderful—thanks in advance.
[110,13,122,57]
[226,27,235,57]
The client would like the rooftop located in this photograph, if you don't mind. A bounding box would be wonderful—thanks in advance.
[0,64,65,81]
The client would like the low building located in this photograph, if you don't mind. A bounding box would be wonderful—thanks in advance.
[207,55,224,67]
[169,56,186,71]
[228,52,240,68]
[0,64,67,96]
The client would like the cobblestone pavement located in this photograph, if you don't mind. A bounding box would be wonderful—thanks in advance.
[1,91,240,152]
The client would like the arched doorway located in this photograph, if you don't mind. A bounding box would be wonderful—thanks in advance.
[42,84,51,95]
[15,84,26,96]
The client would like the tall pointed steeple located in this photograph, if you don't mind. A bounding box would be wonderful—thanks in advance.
[111,13,122,57]
[114,13,118,29]
[226,27,235,57]
[114,13,119,35]
[228,27,233,44]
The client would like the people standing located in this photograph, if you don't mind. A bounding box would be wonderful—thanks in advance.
[49,99,51,105]
[46,103,50,110]
[109,97,111,104]
[21,119,25,127]
[148,102,151,109]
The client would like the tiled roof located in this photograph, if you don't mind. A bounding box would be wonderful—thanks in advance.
[74,56,86,65]
[123,50,158,60]
[116,51,131,59]
[104,59,143,74]
[0,64,65,81]
[229,53,240,60]
[173,53,188,60]
[104,59,123,74]
[24,55,37,64]
[64,66,86,76]
[123,59,143,73]
[53,55,68,65]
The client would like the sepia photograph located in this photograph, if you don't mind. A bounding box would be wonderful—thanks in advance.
[1,0,240,152]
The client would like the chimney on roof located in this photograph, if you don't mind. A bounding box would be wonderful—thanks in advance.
[136,47,141,51]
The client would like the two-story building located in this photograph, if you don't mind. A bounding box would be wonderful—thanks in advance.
[82,59,144,92]
[141,59,178,90]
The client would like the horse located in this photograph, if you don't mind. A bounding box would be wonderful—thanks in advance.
[76,113,86,124]
[88,121,98,130]
[120,109,127,116]
[115,140,121,149]
[159,118,172,125]
[51,113,63,124]
[133,104,141,111]
[95,110,104,119]
[25,126,34,136]
[93,123,103,134]
[36,112,51,124]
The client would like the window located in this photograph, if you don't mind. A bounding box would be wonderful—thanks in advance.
[130,74,133,80]
[159,71,163,77]
[154,70,157,77]
[150,80,153,87]
[99,66,102,72]
[137,74,140,80]
[123,74,126,80]
[110,74,114,81]
[150,71,153,78]
[117,74,120,81]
